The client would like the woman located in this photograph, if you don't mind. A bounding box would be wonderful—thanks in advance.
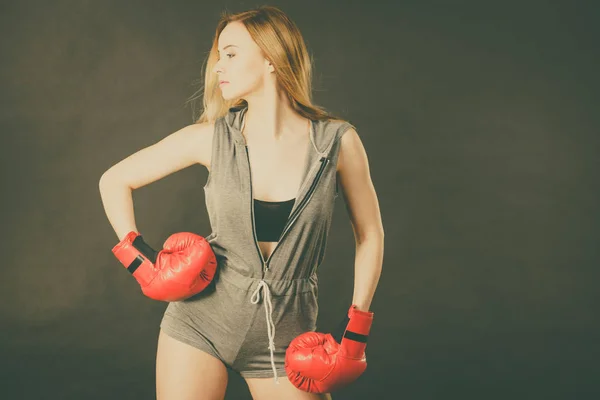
[99,6,384,400]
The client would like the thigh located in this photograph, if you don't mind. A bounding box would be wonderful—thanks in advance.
[156,329,229,400]
[245,376,332,400]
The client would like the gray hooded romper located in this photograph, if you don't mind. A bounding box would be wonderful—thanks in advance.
[160,104,356,384]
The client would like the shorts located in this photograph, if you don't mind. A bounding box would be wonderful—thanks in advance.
[159,258,319,380]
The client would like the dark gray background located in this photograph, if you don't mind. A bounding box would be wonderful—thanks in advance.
[1,0,598,399]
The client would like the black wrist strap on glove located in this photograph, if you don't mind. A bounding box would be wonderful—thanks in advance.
[331,311,351,344]
[130,235,159,267]
[331,306,371,345]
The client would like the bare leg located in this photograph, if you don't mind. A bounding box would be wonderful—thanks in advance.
[156,329,229,400]
[244,375,332,400]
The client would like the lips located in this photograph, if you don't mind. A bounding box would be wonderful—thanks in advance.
[219,81,229,85]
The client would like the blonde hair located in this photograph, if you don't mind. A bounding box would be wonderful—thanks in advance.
[188,5,342,124]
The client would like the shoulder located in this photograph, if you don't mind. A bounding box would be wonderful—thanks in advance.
[334,123,361,173]
[315,117,356,148]
[177,120,216,167]
[315,117,360,172]
[321,118,356,139]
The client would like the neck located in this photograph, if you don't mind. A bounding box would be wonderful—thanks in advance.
[242,89,304,142]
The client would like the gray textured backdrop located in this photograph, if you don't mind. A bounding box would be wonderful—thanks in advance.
[0,0,598,399]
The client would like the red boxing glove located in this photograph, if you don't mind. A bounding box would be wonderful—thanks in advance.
[111,231,217,302]
[284,305,374,393]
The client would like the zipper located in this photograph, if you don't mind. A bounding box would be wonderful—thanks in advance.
[245,145,330,273]
[245,145,269,272]
[248,147,330,276]
[264,156,329,270]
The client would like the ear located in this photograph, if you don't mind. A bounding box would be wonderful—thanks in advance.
[265,59,275,73]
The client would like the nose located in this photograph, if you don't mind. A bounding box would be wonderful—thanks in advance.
[213,59,223,75]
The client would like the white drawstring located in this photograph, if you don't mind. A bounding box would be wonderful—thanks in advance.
[250,280,280,385]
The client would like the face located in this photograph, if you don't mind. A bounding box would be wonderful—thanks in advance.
[214,21,274,100]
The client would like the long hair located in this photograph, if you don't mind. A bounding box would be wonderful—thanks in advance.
[188,5,342,124]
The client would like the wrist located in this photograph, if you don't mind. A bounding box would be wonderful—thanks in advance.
[352,302,371,312]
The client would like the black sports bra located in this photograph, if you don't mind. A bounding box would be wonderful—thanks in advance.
[253,198,295,242]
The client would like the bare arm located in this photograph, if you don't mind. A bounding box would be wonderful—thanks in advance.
[98,122,214,241]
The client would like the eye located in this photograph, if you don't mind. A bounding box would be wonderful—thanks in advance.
[217,53,234,62]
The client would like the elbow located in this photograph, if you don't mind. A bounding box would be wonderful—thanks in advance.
[99,170,113,188]
[355,230,385,245]
[99,169,124,190]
